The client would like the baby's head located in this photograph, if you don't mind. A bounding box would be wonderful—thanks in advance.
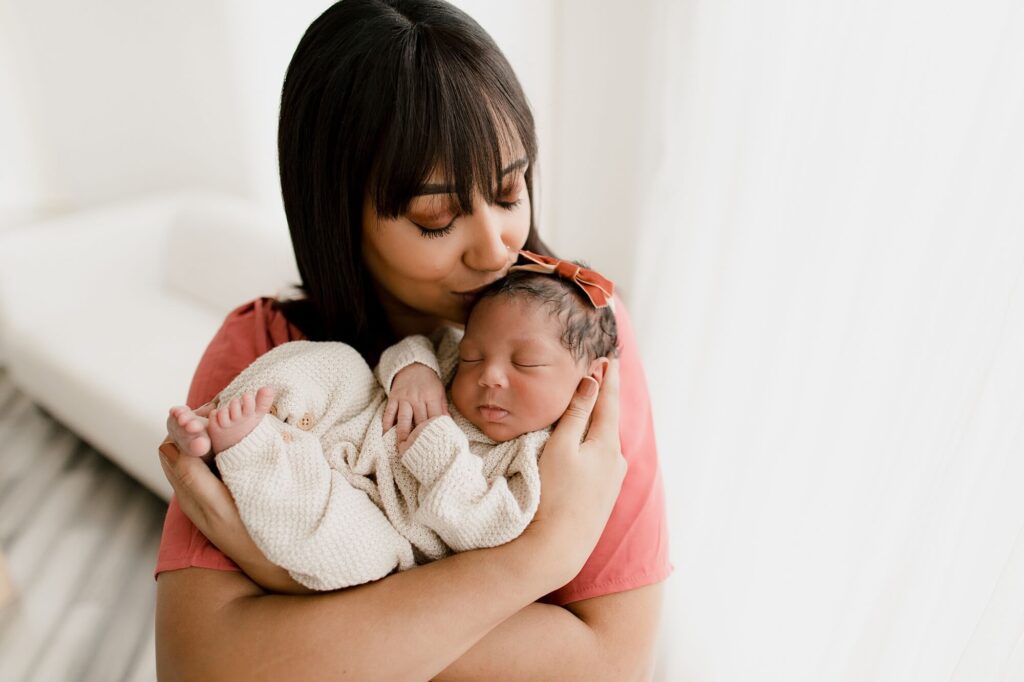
[450,266,619,442]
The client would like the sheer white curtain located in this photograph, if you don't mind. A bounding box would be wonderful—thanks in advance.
[579,1,1024,680]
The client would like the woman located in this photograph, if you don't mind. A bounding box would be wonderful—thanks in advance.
[155,1,671,679]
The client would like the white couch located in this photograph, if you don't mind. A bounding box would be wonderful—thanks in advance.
[0,193,300,499]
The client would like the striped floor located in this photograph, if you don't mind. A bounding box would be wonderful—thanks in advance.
[0,369,166,681]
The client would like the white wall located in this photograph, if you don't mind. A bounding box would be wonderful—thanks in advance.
[0,0,259,225]
[0,2,43,227]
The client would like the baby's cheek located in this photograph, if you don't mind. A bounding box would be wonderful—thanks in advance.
[449,371,473,415]
[521,386,573,431]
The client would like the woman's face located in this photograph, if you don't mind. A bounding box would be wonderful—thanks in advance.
[362,153,531,327]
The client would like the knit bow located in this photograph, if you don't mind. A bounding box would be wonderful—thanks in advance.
[509,250,615,309]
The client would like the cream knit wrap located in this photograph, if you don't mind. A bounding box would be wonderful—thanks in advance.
[212,328,548,590]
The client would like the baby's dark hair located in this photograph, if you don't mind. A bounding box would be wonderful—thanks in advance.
[473,265,619,362]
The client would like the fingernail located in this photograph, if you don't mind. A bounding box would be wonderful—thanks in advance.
[159,442,177,462]
[579,377,598,397]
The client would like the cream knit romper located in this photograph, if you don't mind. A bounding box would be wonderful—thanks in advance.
[212,328,548,590]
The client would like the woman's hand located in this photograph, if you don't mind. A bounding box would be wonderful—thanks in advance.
[158,432,313,595]
[523,358,627,588]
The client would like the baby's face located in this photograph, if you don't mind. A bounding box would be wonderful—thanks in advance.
[451,296,595,442]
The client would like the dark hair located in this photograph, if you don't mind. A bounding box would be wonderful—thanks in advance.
[473,268,620,362]
[274,0,552,361]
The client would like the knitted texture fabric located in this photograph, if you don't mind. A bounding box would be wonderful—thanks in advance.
[212,328,549,590]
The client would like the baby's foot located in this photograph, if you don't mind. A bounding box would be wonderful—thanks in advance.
[207,387,276,454]
[167,405,214,460]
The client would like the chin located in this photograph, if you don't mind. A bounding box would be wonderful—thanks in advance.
[477,421,522,443]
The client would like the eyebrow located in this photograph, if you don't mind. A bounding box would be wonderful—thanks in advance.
[415,157,528,196]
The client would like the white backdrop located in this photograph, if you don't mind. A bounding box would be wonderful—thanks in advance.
[618,1,1024,680]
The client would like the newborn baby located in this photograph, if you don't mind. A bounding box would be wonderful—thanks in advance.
[168,255,617,590]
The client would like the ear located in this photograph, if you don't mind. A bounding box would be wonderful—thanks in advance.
[586,356,610,385]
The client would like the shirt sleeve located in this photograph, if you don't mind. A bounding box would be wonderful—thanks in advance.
[154,298,302,579]
[540,297,674,605]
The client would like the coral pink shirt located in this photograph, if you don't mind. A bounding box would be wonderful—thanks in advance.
[154,296,672,605]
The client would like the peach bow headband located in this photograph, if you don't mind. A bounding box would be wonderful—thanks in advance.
[508,250,615,309]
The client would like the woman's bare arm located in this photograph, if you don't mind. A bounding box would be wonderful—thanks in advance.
[434,583,664,682]
[156,534,564,681]
[157,570,663,682]
[157,365,628,680]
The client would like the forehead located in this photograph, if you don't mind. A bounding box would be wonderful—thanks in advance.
[463,297,562,348]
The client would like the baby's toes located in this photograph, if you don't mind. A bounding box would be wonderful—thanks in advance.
[212,407,231,429]
[228,397,242,421]
[254,386,276,413]
[241,391,255,415]
[183,417,205,434]
[187,434,211,457]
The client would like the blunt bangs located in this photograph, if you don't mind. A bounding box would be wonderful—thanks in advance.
[368,14,538,218]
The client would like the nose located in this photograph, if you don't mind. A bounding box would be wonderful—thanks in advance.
[478,360,508,389]
[462,202,512,273]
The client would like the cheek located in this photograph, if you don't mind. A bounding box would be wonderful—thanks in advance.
[371,232,462,283]
[451,369,475,411]
[512,374,570,425]
[510,204,531,247]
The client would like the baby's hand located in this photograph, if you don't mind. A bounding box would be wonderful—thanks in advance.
[396,416,442,456]
[383,363,448,442]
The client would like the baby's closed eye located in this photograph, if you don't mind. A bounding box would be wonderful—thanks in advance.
[512,361,548,368]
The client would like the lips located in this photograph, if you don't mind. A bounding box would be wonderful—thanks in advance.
[478,405,509,422]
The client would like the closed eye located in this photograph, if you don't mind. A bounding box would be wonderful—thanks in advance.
[512,362,547,368]
[459,357,482,363]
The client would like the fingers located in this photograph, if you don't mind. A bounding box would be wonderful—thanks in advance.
[382,399,398,434]
[413,401,427,426]
[397,401,413,442]
[584,358,621,446]
[159,438,232,534]
[549,375,601,449]
[426,399,446,418]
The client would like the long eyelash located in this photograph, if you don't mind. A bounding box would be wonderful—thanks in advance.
[413,196,520,239]
[414,219,455,239]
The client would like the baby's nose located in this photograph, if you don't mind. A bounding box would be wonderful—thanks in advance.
[478,363,508,388]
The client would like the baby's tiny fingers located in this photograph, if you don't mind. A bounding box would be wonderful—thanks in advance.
[241,392,255,415]
[397,401,413,442]
[382,400,398,433]
[425,399,445,419]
